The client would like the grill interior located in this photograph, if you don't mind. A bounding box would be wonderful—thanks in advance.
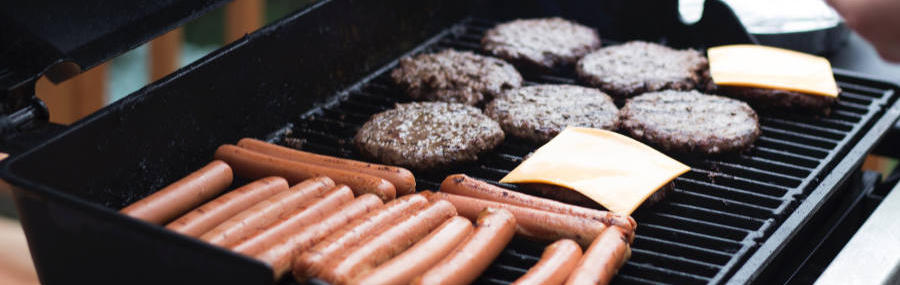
[276,18,895,284]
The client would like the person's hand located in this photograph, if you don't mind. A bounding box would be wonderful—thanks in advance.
[828,0,900,62]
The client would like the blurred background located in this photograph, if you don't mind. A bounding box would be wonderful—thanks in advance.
[0,1,315,283]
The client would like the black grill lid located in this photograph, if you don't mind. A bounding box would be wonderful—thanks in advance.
[0,0,229,93]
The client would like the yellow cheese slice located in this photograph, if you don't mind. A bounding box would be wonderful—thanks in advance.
[708,44,839,97]
[500,127,690,214]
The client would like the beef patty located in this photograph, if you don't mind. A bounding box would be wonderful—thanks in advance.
[619,90,761,154]
[390,49,523,105]
[354,102,505,171]
[576,41,708,98]
[481,17,601,71]
[709,84,839,115]
[484,84,619,143]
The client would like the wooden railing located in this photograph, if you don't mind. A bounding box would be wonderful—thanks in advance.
[36,0,265,125]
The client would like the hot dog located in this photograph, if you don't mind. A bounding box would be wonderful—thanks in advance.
[237,138,416,195]
[413,208,517,285]
[292,194,429,282]
[166,176,288,237]
[254,194,383,280]
[350,216,473,285]
[424,191,606,248]
[512,239,583,285]
[200,177,334,246]
[214,144,396,201]
[316,200,457,284]
[441,174,636,235]
[121,160,233,224]
[564,226,632,285]
[232,185,354,254]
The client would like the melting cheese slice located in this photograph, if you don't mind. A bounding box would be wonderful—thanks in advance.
[500,127,690,214]
[708,44,839,97]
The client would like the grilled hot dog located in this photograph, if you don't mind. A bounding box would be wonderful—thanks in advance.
[413,207,516,285]
[292,194,429,281]
[238,138,416,195]
[441,174,636,235]
[351,216,473,285]
[424,191,606,248]
[564,226,632,285]
[232,185,354,254]
[200,177,334,246]
[512,239,582,285]
[166,176,288,237]
[215,144,396,201]
[317,200,457,284]
[255,194,383,279]
[121,160,233,224]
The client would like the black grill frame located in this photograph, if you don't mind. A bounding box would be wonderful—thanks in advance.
[283,18,900,284]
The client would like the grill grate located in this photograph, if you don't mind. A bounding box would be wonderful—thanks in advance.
[277,18,894,284]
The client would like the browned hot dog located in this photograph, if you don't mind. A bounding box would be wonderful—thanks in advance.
[512,239,583,285]
[121,160,233,224]
[424,191,606,248]
[413,207,517,285]
[199,177,334,246]
[232,185,354,254]
[238,138,416,195]
[441,174,636,235]
[350,216,474,285]
[564,226,632,285]
[317,200,457,284]
[254,194,383,280]
[292,194,429,282]
[165,176,288,237]
[215,144,396,201]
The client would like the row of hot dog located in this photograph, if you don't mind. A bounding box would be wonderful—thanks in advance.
[119,138,635,284]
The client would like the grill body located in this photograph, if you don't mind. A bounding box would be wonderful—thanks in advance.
[1,0,898,284]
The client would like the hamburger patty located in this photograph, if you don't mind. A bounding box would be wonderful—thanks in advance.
[481,17,602,70]
[576,41,708,98]
[354,102,505,171]
[484,84,619,143]
[390,49,523,105]
[709,85,839,115]
[619,90,761,154]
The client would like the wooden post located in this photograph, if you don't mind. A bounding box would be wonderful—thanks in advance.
[149,28,184,81]
[35,63,108,125]
[225,0,264,43]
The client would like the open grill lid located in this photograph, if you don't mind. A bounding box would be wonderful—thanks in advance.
[0,0,228,140]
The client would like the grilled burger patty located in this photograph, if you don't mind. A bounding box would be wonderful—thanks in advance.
[481,17,601,70]
[576,41,708,98]
[390,49,523,105]
[619,90,761,154]
[709,85,839,115]
[354,102,505,171]
[484,84,619,143]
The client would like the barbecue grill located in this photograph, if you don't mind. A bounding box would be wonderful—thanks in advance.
[1,0,898,284]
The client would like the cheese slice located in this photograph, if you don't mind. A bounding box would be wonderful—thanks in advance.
[708,44,839,97]
[500,127,690,214]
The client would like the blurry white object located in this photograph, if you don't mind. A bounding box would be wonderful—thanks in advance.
[679,0,848,54]
[724,0,842,34]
